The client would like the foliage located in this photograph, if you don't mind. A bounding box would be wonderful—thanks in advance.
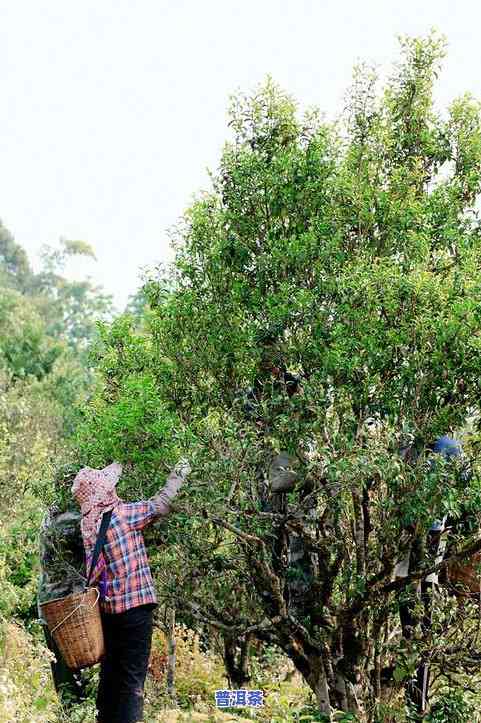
[0,219,33,292]
[75,314,194,501]
[0,231,107,625]
[424,689,476,723]
[125,286,150,323]
[0,620,60,722]
[0,494,46,621]
[0,288,62,380]
[0,227,113,355]
[0,373,57,494]
[150,623,227,708]
[33,238,114,353]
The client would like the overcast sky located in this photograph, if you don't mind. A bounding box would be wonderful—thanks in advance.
[1,0,478,309]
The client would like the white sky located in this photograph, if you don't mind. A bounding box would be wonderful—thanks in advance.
[0,0,479,310]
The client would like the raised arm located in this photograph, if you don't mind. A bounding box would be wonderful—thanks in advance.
[123,460,191,531]
[150,466,185,516]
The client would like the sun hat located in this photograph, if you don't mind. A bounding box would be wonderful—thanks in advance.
[71,463,123,549]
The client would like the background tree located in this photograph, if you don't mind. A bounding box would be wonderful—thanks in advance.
[0,219,33,291]
[32,238,114,353]
[0,228,109,624]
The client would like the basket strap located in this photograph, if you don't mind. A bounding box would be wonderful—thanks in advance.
[86,509,113,587]
[50,588,100,636]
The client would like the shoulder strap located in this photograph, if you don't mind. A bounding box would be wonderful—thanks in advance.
[86,509,113,587]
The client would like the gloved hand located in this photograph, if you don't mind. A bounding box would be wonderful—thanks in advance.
[174,457,192,480]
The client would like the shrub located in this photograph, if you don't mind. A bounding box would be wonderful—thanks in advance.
[0,619,59,723]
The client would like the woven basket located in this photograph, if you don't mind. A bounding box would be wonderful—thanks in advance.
[447,551,481,596]
[40,587,105,670]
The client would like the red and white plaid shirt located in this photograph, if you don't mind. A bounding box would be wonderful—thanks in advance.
[86,471,183,614]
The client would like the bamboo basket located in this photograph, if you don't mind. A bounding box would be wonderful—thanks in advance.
[40,587,105,670]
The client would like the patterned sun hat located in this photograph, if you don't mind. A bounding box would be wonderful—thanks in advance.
[72,463,122,506]
[71,463,123,549]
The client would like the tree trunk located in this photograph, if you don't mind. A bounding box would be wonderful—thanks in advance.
[306,659,332,720]
[223,632,253,689]
[166,607,177,703]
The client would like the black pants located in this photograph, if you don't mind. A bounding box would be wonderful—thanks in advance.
[96,603,156,723]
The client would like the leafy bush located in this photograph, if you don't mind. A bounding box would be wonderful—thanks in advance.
[0,288,62,380]
[0,494,44,621]
[0,619,59,722]
[425,690,477,723]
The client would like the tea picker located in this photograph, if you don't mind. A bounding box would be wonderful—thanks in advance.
[40,459,190,723]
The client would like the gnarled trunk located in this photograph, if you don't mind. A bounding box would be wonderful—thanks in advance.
[223,632,253,689]
[306,659,332,719]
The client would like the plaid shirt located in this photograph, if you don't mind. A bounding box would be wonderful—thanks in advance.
[86,470,183,614]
